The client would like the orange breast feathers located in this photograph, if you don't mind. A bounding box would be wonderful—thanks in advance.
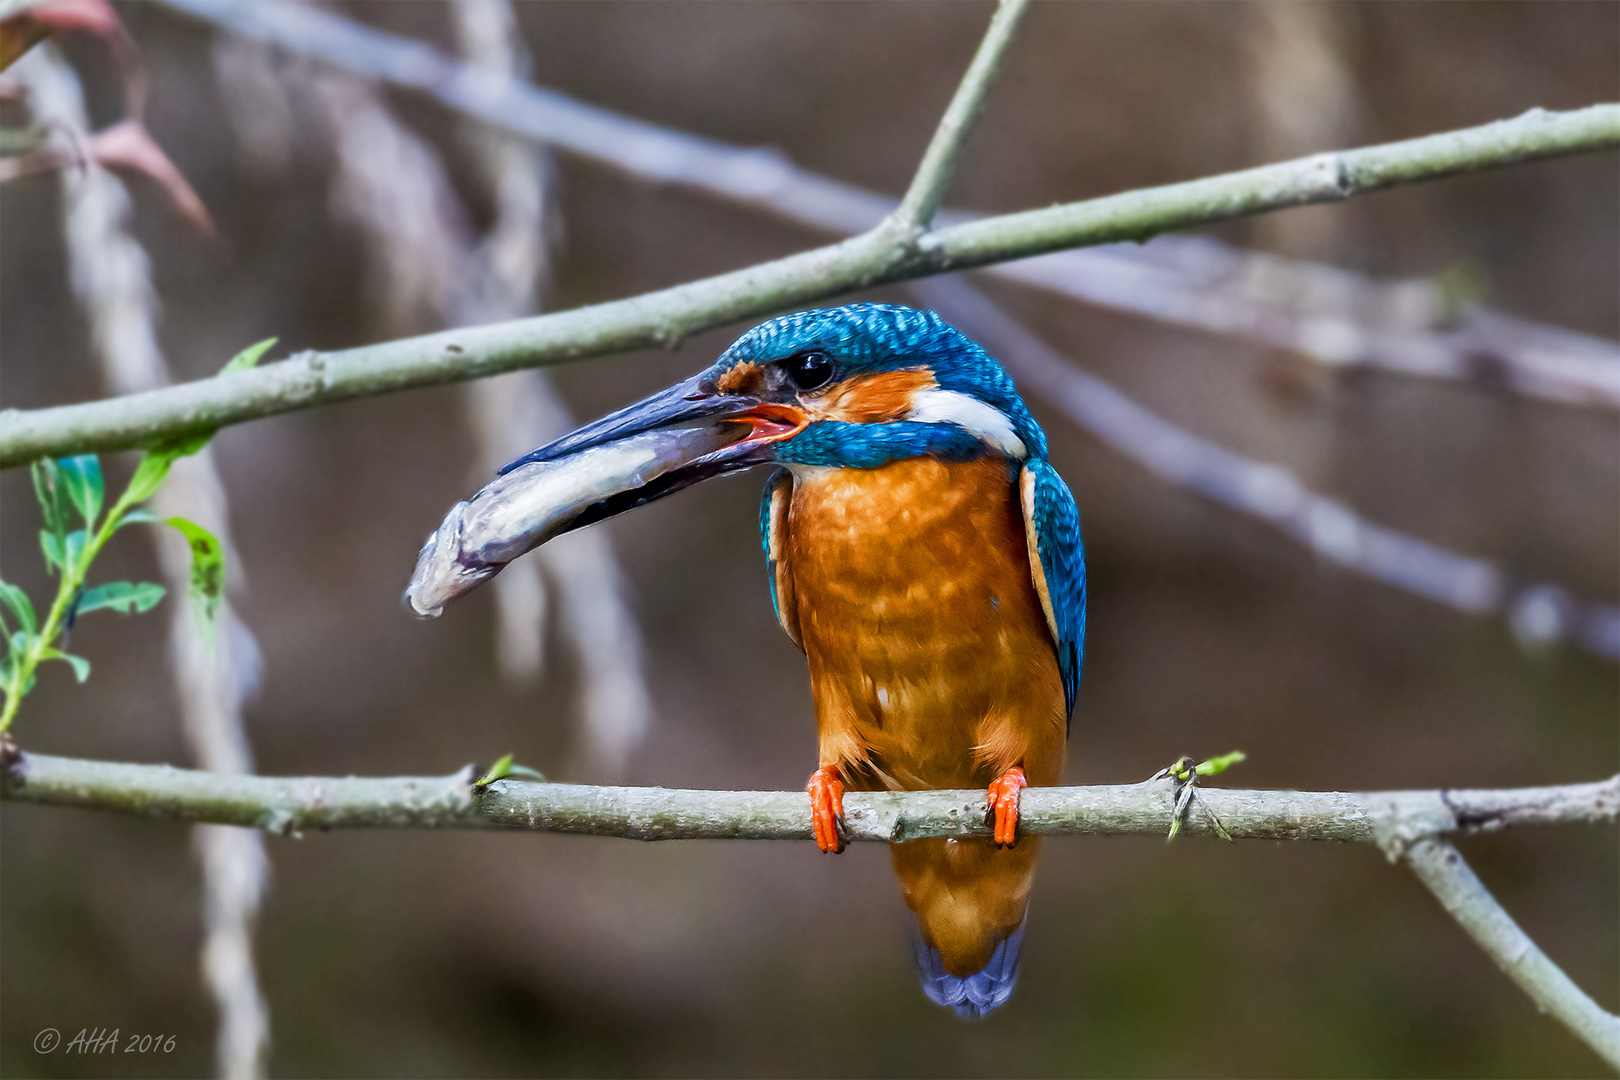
[781,455,1067,793]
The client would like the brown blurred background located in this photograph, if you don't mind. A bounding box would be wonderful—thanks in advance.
[2,2,1617,1077]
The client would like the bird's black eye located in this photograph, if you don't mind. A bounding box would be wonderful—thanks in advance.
[786,351,834,391]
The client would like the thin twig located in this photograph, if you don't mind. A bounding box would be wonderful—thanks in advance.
[2,100,1614,468]
[891,0,1030,233]
[913,276,1620,661]
[3,750,1613,843]
[151,0,1620,411]
[1404,838,1620,1069]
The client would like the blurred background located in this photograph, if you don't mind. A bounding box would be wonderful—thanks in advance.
[2,2,1616,1076]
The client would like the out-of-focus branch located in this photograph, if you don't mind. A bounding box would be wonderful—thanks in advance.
[915,275,1620,661]
[1404,838,1620,1069]
[446,0,650,772]
[996,242,1620,408]
[891,0,1029,232]
[1,91,1614,465]
[4,749,1612,842]
[152,0,1620,410]
[14,44,269,1080]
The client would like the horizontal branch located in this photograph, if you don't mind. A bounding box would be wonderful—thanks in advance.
[3,751,1614,845]
[160,0,1620,411]
[2,92,1614,465]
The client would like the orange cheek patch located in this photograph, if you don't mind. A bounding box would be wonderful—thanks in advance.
[818,368,937,423]
[716,361,764,395]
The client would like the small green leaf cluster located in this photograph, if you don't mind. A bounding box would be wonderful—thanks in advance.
[0,338,275,733]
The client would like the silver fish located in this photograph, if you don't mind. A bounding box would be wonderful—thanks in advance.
[405,424,743,617]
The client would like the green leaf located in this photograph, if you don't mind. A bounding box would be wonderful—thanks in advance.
[30,459,68,536]
[40,647,90,683]
[0,582,35,637]
[62,530,87,574]
[1195,751,1247,777]
[116,508,163,529]
[504,764,546,782]
[125,434,215,507]
[153,430,215,460]
[76,581,166,617]
[31,459,69,568]
[474,753,514,789]
[166,517,224,645]
[57,455,104,527]
[39,529,62,573]
[125,452,176,506]
[219,337,277,375]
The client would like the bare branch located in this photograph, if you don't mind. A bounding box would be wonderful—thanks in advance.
[4,749,1613,843]
[913,276,1620,662]
[892,0,1030,233]
[153,0,1620,411]
[1404,838,1620,1069]
[2,98,1613,468]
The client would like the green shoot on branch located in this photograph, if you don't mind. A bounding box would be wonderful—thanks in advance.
[0,338,272,733]
[1149,751,1247,842]
[473,753,547,789]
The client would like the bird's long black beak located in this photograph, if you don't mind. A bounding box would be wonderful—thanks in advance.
[404,372,807,617]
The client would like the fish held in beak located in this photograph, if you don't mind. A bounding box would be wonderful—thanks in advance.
[403,375,806,618]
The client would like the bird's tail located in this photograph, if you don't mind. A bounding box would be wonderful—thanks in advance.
[912,915,1026,1020]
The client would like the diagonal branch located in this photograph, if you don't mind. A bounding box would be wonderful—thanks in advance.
[913,275,1620,661]
[891,0,1031,233]
[2,101,1614,467]
[1404,838,1620,1069]
[156,0,1620,409]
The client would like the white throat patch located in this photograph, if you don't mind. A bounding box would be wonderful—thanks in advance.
[906,388,1027,459]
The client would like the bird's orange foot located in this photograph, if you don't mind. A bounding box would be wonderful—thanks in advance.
[806,766,846,854]
[987,766,1028,847]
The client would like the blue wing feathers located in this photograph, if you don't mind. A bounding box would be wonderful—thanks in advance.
[1024,459,1086,728]
[758,468,795,641]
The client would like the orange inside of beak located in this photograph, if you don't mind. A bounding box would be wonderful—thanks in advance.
[734,402,809,443]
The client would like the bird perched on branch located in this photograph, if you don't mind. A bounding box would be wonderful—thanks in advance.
[408,303,1086,1018]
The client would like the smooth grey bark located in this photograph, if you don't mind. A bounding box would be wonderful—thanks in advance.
[4,750,1613,843]
[2,103,1614,467]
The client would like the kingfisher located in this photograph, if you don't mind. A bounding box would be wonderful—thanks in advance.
[409,303,1085,1018]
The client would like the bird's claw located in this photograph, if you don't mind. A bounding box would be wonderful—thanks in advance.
[987,766,1028,847]
[807,766,846,853]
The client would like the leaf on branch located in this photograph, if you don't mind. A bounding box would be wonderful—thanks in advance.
[0,581,36,637]
[37,529,62,574]
[114,508,161,530]
[30,458,69,557]
[73,581,164,618]
[473,753,513,789]
[125,431,213,507]
[55,453,103,527]
[165,517,223,647]
[39,646,89,683]
[218,337,278,376]
[473,753,546,789]
[1195,751,1247,777]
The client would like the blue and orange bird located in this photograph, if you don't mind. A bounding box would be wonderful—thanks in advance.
[410,303,1085,1019]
